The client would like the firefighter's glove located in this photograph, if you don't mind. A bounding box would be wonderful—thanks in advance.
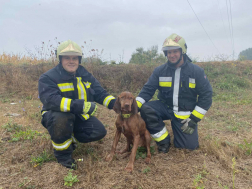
[181,118,197,135]
[83,102,97,116]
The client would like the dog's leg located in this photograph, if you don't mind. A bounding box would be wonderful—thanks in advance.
[117,138,131,154]
[125,134,140,172]
[144,130,151,164]
[105,129,121,162]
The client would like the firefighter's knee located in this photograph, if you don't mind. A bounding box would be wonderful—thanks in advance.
[90,128,107,142]
[50,111,75,141]
[140,104,159,124]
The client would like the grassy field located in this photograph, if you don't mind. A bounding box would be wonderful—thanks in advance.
[0,60,252,189]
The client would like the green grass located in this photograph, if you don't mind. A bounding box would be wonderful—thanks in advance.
[11,129,42,142]
[30,150,55,166]
[2,122,22,132]
[238,139,252,155]
[135,146,155,160]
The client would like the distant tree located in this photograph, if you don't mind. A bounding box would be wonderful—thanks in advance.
[238,48,252,60]
[129,46,166,64]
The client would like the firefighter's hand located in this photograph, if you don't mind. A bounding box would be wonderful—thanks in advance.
[181,118,197,134]
[83,102,97,116]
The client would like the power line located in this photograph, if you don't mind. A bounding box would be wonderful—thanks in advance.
[187,0,220,54]
[229,0,235,59]
[225,0,234,58]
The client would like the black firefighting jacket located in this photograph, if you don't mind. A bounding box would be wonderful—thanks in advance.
[136,59,212,122]
[38,64,115,120]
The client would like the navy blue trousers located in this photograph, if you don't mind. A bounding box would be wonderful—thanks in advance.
[141,100,199,150]
[41,111,106,161]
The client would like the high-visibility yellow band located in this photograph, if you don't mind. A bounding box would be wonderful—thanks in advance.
[81,114,90,120]
[84,82,91,88]
[41,111,47,115]
[159,82,172,87]
[136,101,142,108]
[174,114,190,120]
[153,131,169,142]
[52,138,72,151]
[189,83,196,88]
[57,83,74,92]
[60,97,72,112]
[76,77,87,101]
[192,110,204,119]
[103,95,115,107]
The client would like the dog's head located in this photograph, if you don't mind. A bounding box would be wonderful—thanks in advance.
[113,91,138,114]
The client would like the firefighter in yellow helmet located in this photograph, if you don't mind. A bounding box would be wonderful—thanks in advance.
[136,33,212,153]
[38,40,116,169]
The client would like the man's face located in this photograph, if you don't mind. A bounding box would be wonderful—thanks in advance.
[61,56,79,74]
[167,49,182,64]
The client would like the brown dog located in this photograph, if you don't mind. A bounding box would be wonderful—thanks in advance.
[105,91,151,172]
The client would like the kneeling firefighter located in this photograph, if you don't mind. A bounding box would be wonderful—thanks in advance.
[38,40,116,169]
[136,33,213,153]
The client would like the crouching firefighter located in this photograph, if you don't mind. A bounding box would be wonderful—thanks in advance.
[136,33,212,153]
[38,40,116,169]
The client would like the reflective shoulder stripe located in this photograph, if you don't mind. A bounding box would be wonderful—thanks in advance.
[52,138,72,151]
[151,127,169,142]
[60,97,72,112]
[76,77,87,101]
[192,106,207,119]
[103,95,115,107]
[81,114,90,120]
[57,83,74,92]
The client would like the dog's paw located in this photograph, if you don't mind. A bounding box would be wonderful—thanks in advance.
[105,154,114,162]
[145,157,151,164]
[125,163,134,172]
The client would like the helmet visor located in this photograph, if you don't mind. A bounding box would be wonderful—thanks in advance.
[162,46,181,51]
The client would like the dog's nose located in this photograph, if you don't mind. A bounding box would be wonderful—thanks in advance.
[124,104,130,108]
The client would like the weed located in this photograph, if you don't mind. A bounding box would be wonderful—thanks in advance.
[135,146,155,160]
[64,169,79,187]
[238,139,252,155]
[18,177,32,188]
[25,95,33,100]
[30,150,55,167]
[232,157,237,189]
[142,166,151,174]
[11,129,42,142]
[193,174,205,189]
[2,122,22,132]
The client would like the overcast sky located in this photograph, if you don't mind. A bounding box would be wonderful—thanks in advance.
[1,0,251,63]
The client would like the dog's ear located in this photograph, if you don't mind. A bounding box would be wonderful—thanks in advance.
[113,98,121,114]
[131,98,138,114]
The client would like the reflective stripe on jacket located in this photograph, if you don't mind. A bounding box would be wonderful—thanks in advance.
[38,64,115,120]
[136,59,212,122]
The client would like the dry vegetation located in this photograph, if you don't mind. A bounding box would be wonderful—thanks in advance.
[0,55,252,189]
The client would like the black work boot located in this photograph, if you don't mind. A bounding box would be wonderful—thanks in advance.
[157,143,170,153]
[58,158,77,170]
